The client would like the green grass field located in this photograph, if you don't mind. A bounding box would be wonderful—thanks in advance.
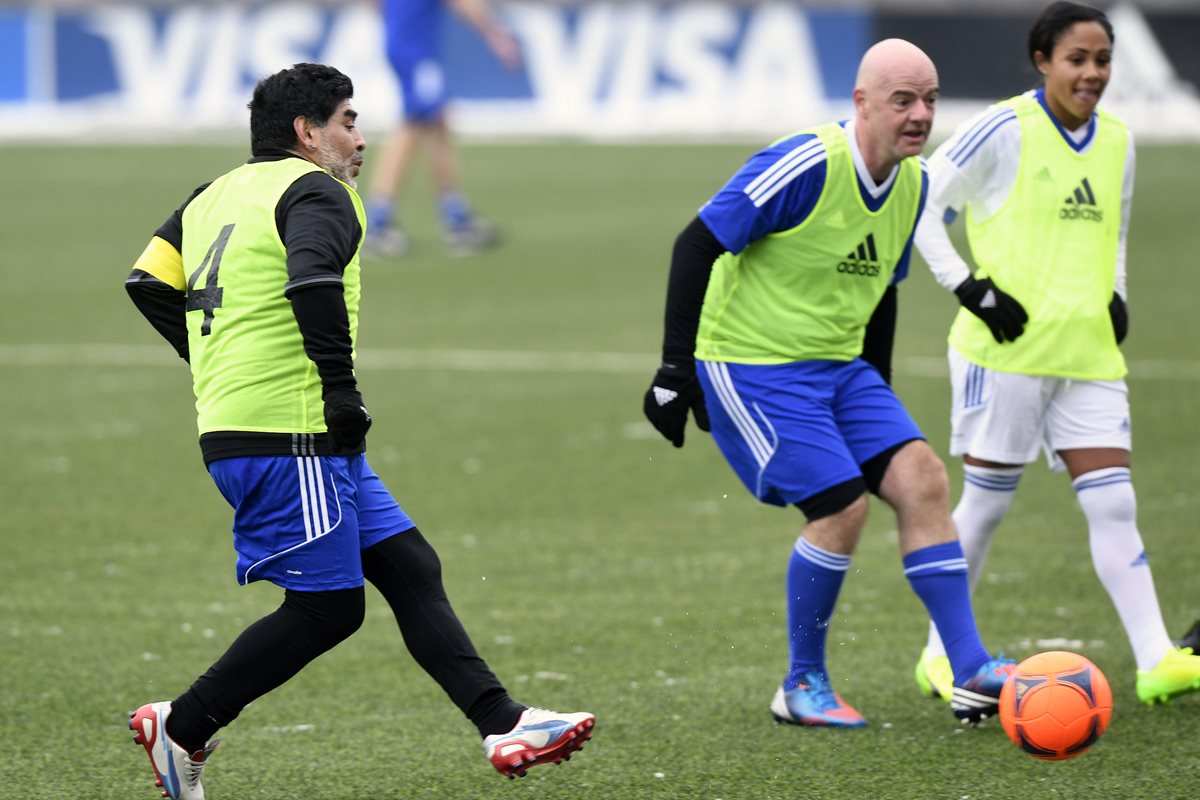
[1,140,1198,799]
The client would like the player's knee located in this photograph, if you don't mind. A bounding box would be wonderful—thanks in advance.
[880,440,950,509]
[393,529,444,584]
[796,477,868,523]
[283,586,366,645]
[363,528,446,593]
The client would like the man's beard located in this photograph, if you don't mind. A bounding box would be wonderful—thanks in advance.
[318,139,358,189]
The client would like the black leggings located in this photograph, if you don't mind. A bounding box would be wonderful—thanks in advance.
[361,529,523,736]
[167,529,521,751]
[168,586,364,751]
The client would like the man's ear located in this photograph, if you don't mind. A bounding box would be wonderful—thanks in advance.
[292,115,316,150]
[852,86,867,116]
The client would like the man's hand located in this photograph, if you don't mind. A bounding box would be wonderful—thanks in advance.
[643,361,710,448]
[324,389,372,452]
[954,276,1028,343]
[1109,292,1128,344]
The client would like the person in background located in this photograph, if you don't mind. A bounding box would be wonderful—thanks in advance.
[364,0,521,256]
[912,0,1200,707]
[124,63,592,799]
[643,39,1015,729]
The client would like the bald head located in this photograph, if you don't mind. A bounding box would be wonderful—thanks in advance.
[855,38,937,93]
[851,38,939,181]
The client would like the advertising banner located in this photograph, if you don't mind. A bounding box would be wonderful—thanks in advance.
[1,1,1197,142]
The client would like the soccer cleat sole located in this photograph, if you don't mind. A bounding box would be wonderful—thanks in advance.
[771,711,868,729]
[490,716,595,779]
[130,707,170,794]
[1139,676,1200,706]
[951,687,1000,725]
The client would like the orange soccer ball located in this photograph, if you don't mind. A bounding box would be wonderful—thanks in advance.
[999,651,1112,761]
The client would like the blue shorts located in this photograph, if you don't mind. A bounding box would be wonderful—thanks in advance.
[208,455,414,591]
[696,359,924,507]
[388,54,446,122]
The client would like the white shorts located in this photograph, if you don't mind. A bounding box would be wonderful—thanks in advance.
[948,347,1131,470]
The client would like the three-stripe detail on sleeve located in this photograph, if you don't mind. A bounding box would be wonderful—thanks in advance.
[945,108,1017,167]
[744,137,827,208]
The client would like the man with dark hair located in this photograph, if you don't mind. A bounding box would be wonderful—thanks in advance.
[124,62,592,799]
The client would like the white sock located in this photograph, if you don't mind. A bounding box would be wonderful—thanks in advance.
[1074,467,1172,671]
[925,464,1023,658]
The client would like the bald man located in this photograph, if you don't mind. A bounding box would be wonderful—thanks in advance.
[642,39,1014,728]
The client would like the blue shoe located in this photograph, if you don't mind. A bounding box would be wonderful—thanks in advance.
[770,671,866,728]
[951,656,1017,724]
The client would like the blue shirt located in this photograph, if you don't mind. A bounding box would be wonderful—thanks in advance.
[699,122,928,284]
[382,0,444,62]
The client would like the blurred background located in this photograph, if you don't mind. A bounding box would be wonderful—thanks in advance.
[2,0,1199,143]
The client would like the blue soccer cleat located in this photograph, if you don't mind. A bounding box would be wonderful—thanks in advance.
[129,701,219,800]
[951,656,1017,724]
[482,707,595,778]
[770,671,867,728]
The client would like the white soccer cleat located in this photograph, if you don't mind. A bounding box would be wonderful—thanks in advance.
[130,702,219,800]
[482,706,595,778]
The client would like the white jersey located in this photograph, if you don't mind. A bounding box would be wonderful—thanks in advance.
[916,90,1135,300]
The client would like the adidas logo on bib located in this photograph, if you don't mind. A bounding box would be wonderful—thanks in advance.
[836,233,882,277]
[1060,177,1103,222]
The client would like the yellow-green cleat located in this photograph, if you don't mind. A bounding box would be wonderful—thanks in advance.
[915,647,954,703]
[1137,647,1200,705]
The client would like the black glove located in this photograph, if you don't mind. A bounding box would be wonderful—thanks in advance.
[643,361,710,448]
[1109,292,1128,344]
[954,276,1028,343]
[324,389,372,452]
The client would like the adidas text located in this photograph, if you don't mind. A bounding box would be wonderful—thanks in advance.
[1059,206,1104,222]
[836,260,881,277]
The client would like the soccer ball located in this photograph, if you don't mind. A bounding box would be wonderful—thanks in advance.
[999,651,1112,761]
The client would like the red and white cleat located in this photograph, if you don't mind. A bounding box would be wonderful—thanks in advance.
[482,707,595,778]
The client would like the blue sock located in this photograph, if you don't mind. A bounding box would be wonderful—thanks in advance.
[904,541,991,684]
[366,197,393,233]
[440,191,471,231]
[785,537,850,686]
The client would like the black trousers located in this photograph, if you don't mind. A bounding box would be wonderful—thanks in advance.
[167,529,522,751]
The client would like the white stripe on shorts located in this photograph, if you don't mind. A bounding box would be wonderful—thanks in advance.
[296,457,339,541]
[702,361,775,467]
[297,457,314,541]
